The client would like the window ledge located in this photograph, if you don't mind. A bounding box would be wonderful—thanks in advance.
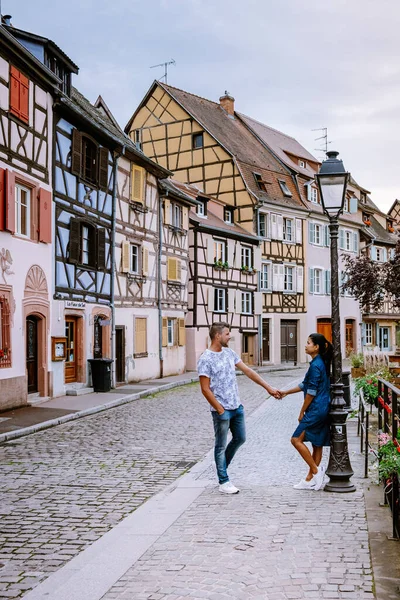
[167,280,183,287]
[168,225,185,235]
[133,352,148,358]
[130,202,147,213]
[127,272,146,281]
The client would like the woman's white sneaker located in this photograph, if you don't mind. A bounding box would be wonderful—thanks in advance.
[293,478,316,490]
[313,466,325,491]
[219,481,239,494]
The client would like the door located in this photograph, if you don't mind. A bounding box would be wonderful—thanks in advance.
[345,319,355,356]
[317,318,332,343]
[26,316,38,393]
[379,326,390,351]
[281,320,297,364]
[65,317,78,383]
[93,315,103,359]
[242,333,255,365]
[262,320,270,361]
[115,326,125,383]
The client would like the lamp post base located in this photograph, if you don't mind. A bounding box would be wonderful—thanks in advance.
[324,479,356,493]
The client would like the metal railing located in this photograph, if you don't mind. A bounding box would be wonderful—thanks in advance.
[357,388,376,479]
[377,378,400,540]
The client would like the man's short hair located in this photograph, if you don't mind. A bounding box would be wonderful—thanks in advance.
[209,322,230,340]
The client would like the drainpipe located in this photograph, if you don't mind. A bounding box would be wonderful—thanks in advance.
[110,150,120,388]
[193,225,198,327]
[255,204,263,366]
[158,192,166,378]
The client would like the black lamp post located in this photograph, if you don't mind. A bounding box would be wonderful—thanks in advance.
[316,151,356,493]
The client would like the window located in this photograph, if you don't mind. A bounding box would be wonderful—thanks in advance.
[71,130,109,191]
[68,219,106,270]
[172,203,182,228]
[343,196,350,213]
[259,213,268,237]
[379,326,390,351]
[365,323,373,345]
[314,268,323,294]
[15,184,31,237]
[192,133,204,149]
[224,208,233,224]
[241,292,252,314]
[284,266,294,292]
[93,315,103,359]
[196,201,205,217]
[130,244,139,273]
[299,160,306,168]
[345,231,352,251]
[283,218,294,242]
[278,180,292,197]
[311,187,318,204]
[339,229,358,253]
[213,240,225,262]
[45,51,71,95]
[314,224,321,245]
[133,129,142,150]
[360,192,366,204]
[253,173,267,192]
[167,319,174,346]
[134,318,147,356]
[375,247,385,262]
[241,246,252,268]
[214,288,226,312]
[9,66,29,123]
[260,263,270,290]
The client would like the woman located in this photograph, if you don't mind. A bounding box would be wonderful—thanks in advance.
[280,333,332,491]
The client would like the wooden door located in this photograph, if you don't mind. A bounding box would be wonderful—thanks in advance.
[262,320,270,361]
[65,317,78,383]
[281,320,297,364]
[115,326,125,383]
[317,318,332,343]
[26,316,38,393]
[242,333,255,365]
[93,316,103,359]
[345,319,355,356]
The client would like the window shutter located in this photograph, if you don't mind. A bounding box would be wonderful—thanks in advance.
[182,207,189,231]
[227,240,235,268]
[164,198,171,224]
[19,72,29,123]
[306,183,312,201]
[309,268,314,293]
[68,218,81,264]
[370,246,377,261]
[382,247,387,262]
[0,168,5,231]
[10,66,20,117]
[349,196,358,213]
[236,290,242,313]
[271,213,278,239]
[253,245,261,270]
[278,265,284,291]
[121,241,130,272]
[142,247,149,276]
[207,288,214,312]
[178,318,186,346]
[272,264,279,291]
[353,231,358,253]
[309,222,315,244]
[277,215,283,240]
[167,257,177,281]
[295,219,302,244]
[162,317,168,347]
[325,270,331,295]
[71,129,82,176]
[5,169,16,233]
[131,165,144,203]
[254,291,263,315]
[38,188,52,243]
[97,228,106,270]
[324,224,330,247]
[135,318,147,354]
[176,259,182,282]
[98,148,109,191]
[339,229,345,249]
[228,288,236,313]
[296,266,304,293]
[207,238,214,264]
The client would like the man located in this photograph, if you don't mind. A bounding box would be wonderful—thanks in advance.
[198,322,280,494]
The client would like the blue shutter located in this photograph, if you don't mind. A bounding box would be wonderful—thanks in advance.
[339,229,345,249]
[309,222,315,244]
[309,268,314,293]
[325,270,331,295]
[353,232,358,253]
[324,225,330,247]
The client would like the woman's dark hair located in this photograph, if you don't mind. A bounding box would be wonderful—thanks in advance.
[309,332,333,376]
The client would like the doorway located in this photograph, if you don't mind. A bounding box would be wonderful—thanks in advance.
[115,326,125,383]
[65,316,78,383]
[242,333,255,365]
[317,318,332,343]
[26,316,38,393]
[345,319,355,356]
[378,326,390,351]
[281,320,297,363]
[262,320,270,361]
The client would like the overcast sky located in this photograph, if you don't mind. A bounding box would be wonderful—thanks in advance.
[8,0,400,212]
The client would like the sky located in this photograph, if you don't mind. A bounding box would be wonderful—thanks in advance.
[7,0,400,212]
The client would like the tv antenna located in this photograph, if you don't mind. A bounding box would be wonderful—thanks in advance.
[150,59,176,84]
[312,127,332,155]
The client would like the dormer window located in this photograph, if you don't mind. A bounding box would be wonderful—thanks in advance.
[196,201,206,217]
[299,160,306,168]
[192,133,204,149]
[360,192,366,204]
[388,221,395,233]
[224,208,233,224]
[133,129,142,150]
[279,180,292,197]
[253,173,267,192]
[71,130,109,191]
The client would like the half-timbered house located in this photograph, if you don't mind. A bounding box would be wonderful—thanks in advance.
[0,21,60,409]
[126,83,308,364]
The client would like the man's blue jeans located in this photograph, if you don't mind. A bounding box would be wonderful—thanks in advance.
[211,405,246,484]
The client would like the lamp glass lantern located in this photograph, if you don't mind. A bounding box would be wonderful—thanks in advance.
[316,151,350,217]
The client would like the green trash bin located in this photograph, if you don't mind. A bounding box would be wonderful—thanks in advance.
[88,358,113,392]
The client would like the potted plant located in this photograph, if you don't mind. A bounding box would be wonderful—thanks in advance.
[214,259,229,271]
[349,352,365,378]
[354,373,380,406]
[241,265,256,274]
[378,433,400,492]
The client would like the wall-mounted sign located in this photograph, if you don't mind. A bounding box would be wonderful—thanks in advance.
[52,337,67,361]
[65,301,85,309]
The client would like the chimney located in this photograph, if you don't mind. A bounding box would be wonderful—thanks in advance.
[2,15,12,26]
[219,91,235,117]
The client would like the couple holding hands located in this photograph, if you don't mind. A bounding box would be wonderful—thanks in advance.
[198,323,332,494]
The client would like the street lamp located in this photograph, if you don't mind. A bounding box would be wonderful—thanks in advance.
[316,150,355,493]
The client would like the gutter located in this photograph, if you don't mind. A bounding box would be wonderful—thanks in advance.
[110,148,121,387]
[158,191,165,378]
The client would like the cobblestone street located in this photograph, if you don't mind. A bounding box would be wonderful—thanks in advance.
[0,370,301,599]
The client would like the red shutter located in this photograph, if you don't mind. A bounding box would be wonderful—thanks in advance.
[19,73,29,123]
[0,168,5,231]
[9,66,20,117]
[5,170,15,233]
[39,188,52,243]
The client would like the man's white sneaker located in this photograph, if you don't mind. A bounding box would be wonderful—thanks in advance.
[312,466,325,491]
[219,481,240,494]
[293,478,316,490]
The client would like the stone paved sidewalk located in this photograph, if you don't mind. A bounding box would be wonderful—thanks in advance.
[101,389,374,600]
